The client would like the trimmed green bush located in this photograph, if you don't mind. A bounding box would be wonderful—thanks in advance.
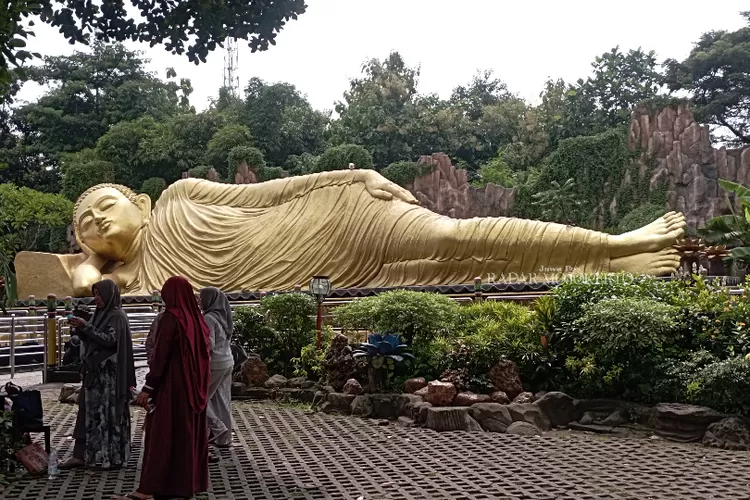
[313,144,374,172]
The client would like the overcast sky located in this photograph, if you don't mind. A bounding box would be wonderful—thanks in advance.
[16,0,750,112]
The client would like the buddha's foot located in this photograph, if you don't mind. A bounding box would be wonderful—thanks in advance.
[610,247,681,276]
[609,211,686,259]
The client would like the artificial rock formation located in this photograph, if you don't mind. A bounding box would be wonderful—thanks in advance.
[628,102,750,231]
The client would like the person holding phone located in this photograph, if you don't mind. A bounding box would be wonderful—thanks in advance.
[61,279,135,470]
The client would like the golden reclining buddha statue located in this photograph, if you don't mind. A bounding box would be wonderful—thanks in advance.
[15,169,686,298]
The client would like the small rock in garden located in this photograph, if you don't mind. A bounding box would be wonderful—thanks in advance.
[490,391,510,404]
[488,360,524,400]
[239,355,270,387]
[648,403,727,442]
[231,382,248,397]
[376,419,390,426]
[506,403,552,431]
[425,407,470,432]
[343,378,364,395]
[301,380,316,389]
[264,374,288,389]
[579,412,595,425]
[322,393,356,415]
[411,401,432,424]
[397,394,423,416]
[287,376,306,388]
[414,386,429,397]
[507,421,541,436]
[702,417,750,451]
[453,391,491,406]
[512,392,535,404]
[423,380,457,407]
[403,377,427,394]
[602,408,629,427]
[469,403,513,433]
[534,391,548,400]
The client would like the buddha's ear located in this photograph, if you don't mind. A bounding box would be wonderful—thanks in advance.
[135,194,152,224]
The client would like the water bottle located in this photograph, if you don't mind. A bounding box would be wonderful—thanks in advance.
[47,448,59,480]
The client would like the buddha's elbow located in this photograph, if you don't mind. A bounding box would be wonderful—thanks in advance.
[72,267,102,296]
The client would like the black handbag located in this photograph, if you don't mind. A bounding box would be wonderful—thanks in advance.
[5,382,44,429]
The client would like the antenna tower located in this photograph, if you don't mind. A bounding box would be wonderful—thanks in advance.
[223,37,240,96]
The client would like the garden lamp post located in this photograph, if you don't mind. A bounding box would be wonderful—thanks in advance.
[310,276,332,350]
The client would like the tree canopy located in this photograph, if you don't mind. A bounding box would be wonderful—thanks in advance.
[1,0,307,95]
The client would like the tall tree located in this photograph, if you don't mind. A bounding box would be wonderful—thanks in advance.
[241,77,328,166]
[2,42,191,191]
[665,11,750,146]
[1,0,307,95]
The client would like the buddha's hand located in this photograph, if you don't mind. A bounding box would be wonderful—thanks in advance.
[355,169,419,205]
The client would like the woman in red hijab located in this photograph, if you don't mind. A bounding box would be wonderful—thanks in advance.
[134,276,211,500]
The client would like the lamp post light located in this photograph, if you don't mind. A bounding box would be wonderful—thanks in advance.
[310,276,332,350]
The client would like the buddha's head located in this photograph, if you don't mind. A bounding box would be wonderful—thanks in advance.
[74,184,152,261]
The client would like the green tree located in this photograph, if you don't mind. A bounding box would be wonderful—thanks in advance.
[381,161,430,187]
[1,0,307,95]
[314,144,373,173]
[665,12,750,146]
[472,152,516,188]
[241,77,328,166]
[699,180,750,266]
[531,178,582,224]
[60,158,115,201]
[331,52,424,166]
[205,124,253,170]
[227,146,266,180]
[140,177,167,204]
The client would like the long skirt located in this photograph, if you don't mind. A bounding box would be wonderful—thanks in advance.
[207,366,233,446]
[73,360,131,468]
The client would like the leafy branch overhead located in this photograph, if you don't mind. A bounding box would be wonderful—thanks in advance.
[0,0,307,94]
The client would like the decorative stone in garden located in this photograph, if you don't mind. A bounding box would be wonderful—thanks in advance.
[453,392,491,406]
[506,421,541,436]
[370,394,401,419]
[231,382,248,396]
[287,377,307,388]
[323,334,356,391]
[533,392,579,428]
[579,412,595,425]
[396,394,423,416]
[512,392,535,404]
[343,378,364,395]
[469,403,513,433]
[702,417,750,451]
[239,354,270,387]
[414,386,429,397]
[488,360,523,400]
[404,377,427,394]
[425,407,483,433]
[423,380,457,406]
[412,401,432,425]
[489,391,510,404]
[264,374,288,389]
[505,403,552,431]
[321,393,356,415]
[648,403,727,442]
[602,408,629,427]
[351,395,373,418]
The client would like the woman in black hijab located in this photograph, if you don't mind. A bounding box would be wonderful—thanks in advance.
[62,279,136,470]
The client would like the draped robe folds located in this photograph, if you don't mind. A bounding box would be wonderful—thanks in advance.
[134,175,611,293]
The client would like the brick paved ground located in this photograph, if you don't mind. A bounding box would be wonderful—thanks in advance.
[2,400,750,500]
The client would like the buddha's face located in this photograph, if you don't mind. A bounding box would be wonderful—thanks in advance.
[75,187,150,261]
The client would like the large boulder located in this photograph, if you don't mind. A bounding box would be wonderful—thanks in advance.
[453,392,491,406]
[264,374,288,389]
[702,417,750,451]
[534,392,580,428]
[506,403,551,431]
[423,381,457,407]
[239,354,270,387]
[404,377,427,394]
[425,407,483,433]
[469,403,513,433]
[488,360,523,400]
[648,403,727,442]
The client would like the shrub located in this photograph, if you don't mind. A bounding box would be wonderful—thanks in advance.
[140,177,166,203]
[685,357,750,414]
[381,161,430,187]
[292,325,335,380]
[258,166,288,181]
[227,146,266,179]
[313,144,374,172]
[615,203,669,234]
[61,159,116,201]
[333,290,460,345]
[564,297,680,400]
[206,124,253,170]
[233,292,317,376]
